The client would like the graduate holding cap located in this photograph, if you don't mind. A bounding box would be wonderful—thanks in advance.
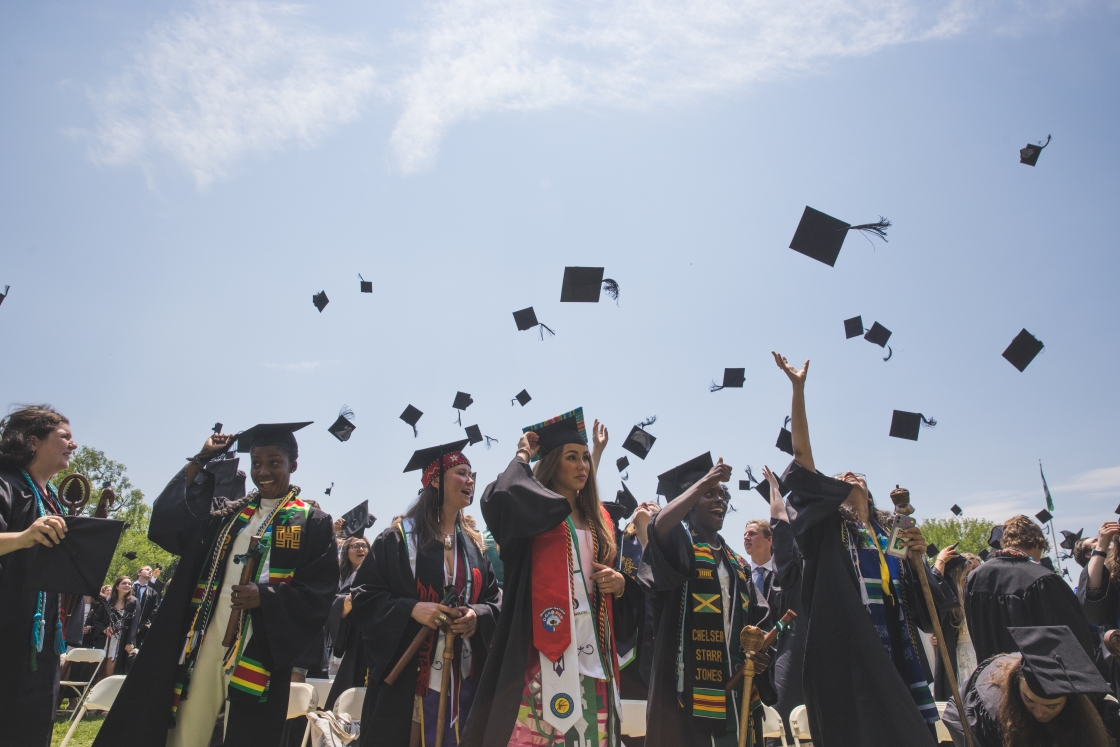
[462,408,636,747]
[0,405,78,747]
[349,440,501,747]
[92,423,339,747]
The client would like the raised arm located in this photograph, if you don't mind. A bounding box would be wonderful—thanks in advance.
[653,458,732,543]
[1086,522,1118,593]
[590,420,608,474]
[762,465,789,523]
[772,352,814,473]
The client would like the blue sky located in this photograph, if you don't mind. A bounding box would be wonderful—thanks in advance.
[2,0,1118,578]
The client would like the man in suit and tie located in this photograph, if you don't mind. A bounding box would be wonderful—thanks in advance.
[132,565,163,648]
[743,519,776,616]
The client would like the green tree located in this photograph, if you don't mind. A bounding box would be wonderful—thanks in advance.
[920,517,998,556]
[52,446,178,585]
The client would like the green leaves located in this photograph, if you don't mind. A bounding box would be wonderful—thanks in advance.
[920,517,998,557]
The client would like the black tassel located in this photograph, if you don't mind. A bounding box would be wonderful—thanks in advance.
[455,412,462,426]
[883,346,893,362]
[784,416,792,428]
[848,217,891,242]
[744,466,758,487]
[602,278,620,305]
[1037,134,1052,150]
[637,415,657,429]
[620,471,629,481]
[710,381,724,392]
[412,424,418,438]
[484,436,498,449]
[538,323,555,340]
[339,405,355,420]
[510,398,517,406]
[920,415,937,428]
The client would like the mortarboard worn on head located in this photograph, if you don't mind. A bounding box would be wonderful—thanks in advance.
[523,408,587,462]
[988,525,1003,549]
[776,416,794,455]
[1019,135,1051,167]
[844,316,864,339]
[656,453,715,503]
[710,368,745,392]
[979,549,990,562]
[400,405,423,437]
[339,500,377,540]
[313,291,329,312]
[123,551,138,561]
[27,516,125,596]
[328,406,356,442]
[616,456,629,472]
[789,206,891,267]
[358,274,372,293]
[1002,329,1044,372]
[513,307,554,340]
[1010,625,1111,697]
[1036,509,1052,524]
[621,419,657,460]
[235,422,313,455]
[950,504,963,516]
[560,267,620,304]
[889,410,937,441]
[0,285,9,306]
[511,389,532,407]
[404,440,471,505]
[1059,529,1083,552]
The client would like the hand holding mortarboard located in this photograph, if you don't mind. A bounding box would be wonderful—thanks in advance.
[18,514,68,549]
[515,431,540,462]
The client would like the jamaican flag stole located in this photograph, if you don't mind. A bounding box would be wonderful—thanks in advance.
[688,538,731,721]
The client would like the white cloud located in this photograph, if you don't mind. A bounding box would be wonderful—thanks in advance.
[1056,466,1120,497]
[87,0,376,188]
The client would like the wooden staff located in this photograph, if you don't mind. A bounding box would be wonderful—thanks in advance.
[736,625,766,747]
[223,535,262,648]
[384,589,461,686]
[725,609,797,694]
[434,628,457,747]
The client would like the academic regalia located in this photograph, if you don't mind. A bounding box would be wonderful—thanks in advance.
[86,595,139,670]
[783,462,947,747]
[0,467,66,747]
[1079,570,1120,695]
[767,516,806,743]
[350,519,501,746]
[133,577,163,647]
[325,568,367,711]
[461,457,639,747]
[615,534,655,704]
[637,510,776,747]
[91,461,339,747]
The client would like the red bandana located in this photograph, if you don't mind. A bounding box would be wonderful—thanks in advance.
[421,452,471,487]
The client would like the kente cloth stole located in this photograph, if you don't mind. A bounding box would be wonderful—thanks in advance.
[843,522,938,724]
[683,537,733,722]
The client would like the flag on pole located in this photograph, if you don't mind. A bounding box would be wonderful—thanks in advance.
[1040,461,1054,512]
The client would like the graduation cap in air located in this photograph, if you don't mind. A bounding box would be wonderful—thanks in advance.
[522,408,587,462]
[235,422,313,454]
[212,422,223,434]
[26,516,125,596]
[1002,329,1044,372]
[616,456,630,472]
[464,424,497,449]
[889,411,937,441]
[1010,625,1111,697]
[404,439,471,506]
[324,482,334,496]
[400,405,423,437]
[123,551,138,561]
[452,392,473,425]
[616,481,638,516]
[621,417,657,459]
[789,206,891,267]
[1059,529,1084,552]
[988,525,1004,549]
[560,267,620,304]
[339,500,377,540]
[844,316,864,339]
[328,406,356,442]
[743,465,789,503]
[358,274,372,293]
[950,504,963,516]
[0,285,9,306]
[710,368,745,392]
[511,389,532,407]
[864,322,893,361]
[1036,509,1053,524]
[776,417,794,455]
[656,453,714,503]
[513,307,554,340]
[926,544,939,559]
[1019,135,1051,167]
[312,291,329,312]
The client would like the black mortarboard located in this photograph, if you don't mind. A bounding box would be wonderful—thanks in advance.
[358,274,372,293]
[465,424,482,445]
[979,549,990,561]
[236,422,312,455]
[988,525,1004,549]
[739,480,751,491]
[1019,135,1051,167]
[339,500,377,540]
[403,440,471,474]
[926,544,939,558]
[656,453,714,502]
[889,410,936,441]
[123,551,138,560]
[328,407,356,442]
[1002,329,1044,372]
[27,516,125,596]
[1039,556,1055,572]
[453,392,473,411]
[745,466,789,502]
[560,267,620,304]
[1059,529,1083,552]
[312,291,329,312]
[1009,625,1110,697]
[864,322,892,348]
[776,417,793,455]
[400,405,423,437]
[950,504,963,516]
[1036,509,1052,524]
[710,368,745,392]
[621,426,656,459]
[616,481,637,515]
[523,408,587,460]
[212,422,223,434]
[0,285,9,306]
[616,456,630,472]
[513,307,554,339]
[844,316,864,339]
[512,389,532,407]
[788,206,891,267]
[324,482,333,496]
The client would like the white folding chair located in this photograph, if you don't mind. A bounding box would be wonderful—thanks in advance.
[619,699,646,737]
[58,675,126,747]
[302,687,366,747]
[934,702,953,743]
[789,704,812,746]
[58,648,107,719]
[760,704,789,746]
[287,682,318,747]
[306,678,334,710]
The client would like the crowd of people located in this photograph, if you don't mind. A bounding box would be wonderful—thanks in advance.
[1,352,1118,747]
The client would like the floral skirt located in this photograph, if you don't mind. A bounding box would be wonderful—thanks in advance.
[508,657,611,747]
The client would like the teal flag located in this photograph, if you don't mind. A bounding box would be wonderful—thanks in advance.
[1040,461,1054,512]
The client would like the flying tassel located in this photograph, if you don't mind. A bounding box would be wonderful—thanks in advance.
[484,436,499,449]
[637,415,657,428]
[602,278,620,304]
[1036,134,1052,150]
[411,424,418,438]
[744,466,758,487]
[538,323,555,340]
[455,412,462,426]
[709,381,724,392]
[784,416,792,429]
[883,346,893,362]
[848,217,891,242]
[338,405,355,420]
[920,415,937,428]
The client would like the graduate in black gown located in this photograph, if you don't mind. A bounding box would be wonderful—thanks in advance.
[92,424,339,747]
[771,352,950,747]
[350,442,501,747]
[0,406,77,747]
[638,452,775,747]
[324,533,371,710]
[616,500,659,713]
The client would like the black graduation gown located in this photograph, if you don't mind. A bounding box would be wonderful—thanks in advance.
[768,516,806,738]
[133,579,163,647]
[350,521,501,746]
[1079,570,1120,695]
[86,596,140,659]
[637,511,776,747]
[461,457,640,747]
[92,464,339,747]
[325,569,367,711]
[0,467,63,747]
[616,535,655,702]
[783,462,942,747]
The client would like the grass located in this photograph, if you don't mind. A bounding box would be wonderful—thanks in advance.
[51,713,104,747]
